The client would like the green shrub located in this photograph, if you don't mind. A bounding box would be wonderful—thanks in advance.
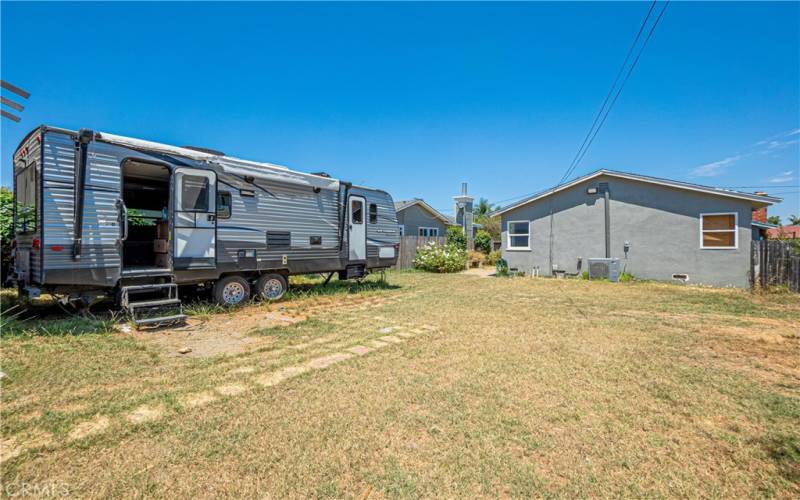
[486,250,502,266]
[0,187,13,283]
[619,272,634,282]
[474,229,492,254]
[495,258,509,277]
[414,242,467,273]
[581,271,589,280]
[446,226,466,250]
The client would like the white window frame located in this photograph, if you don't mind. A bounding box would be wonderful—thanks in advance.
[700,212,738,250]
[418,227,439,237]
[507,220,531,250]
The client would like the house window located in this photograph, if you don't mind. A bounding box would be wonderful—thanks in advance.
[418,227,439,237]
[700,213,737,249]
[507,221,530,250]
[216,191,232,219]
[369,203,378,224]
[399,225,405,236]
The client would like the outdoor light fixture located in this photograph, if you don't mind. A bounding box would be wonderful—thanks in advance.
[586,187,598,195]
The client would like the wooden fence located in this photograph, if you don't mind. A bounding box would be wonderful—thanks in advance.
[396,236,447,269]
[751,240,800,292]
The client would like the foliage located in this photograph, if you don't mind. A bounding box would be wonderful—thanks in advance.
[486,250,502,266]
[474,198,496,219]
[619,272,635,282]
[0,187,13,283]
[767,215,782,225]
[467,250,485,267]
[414,242,467,273]
[127,208,156,227]
[495,258,509,276]
[789,214,800,225]
[446,226,466,250]
[476,215,501,240]
[474,229,492,254]
[581,271,589,280]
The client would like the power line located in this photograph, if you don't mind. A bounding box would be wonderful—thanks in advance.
[559,1,658,186]
[558,0,670,186]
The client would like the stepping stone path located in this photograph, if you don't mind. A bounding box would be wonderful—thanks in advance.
[2,321,442,463]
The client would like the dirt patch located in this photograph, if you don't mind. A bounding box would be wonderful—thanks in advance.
[180,391,218,409]
[68,415,111,441]
[126,405,165,425]
[254,366,311,387]
[0,430,53,464]
[215,384,249,397]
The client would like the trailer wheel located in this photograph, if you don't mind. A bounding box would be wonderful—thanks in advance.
[255,273,288,301]
[213,276,250,307]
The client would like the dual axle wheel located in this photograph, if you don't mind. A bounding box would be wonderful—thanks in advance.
[212,273,287,306]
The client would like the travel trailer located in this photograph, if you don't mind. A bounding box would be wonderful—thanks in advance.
[11,125,400,325]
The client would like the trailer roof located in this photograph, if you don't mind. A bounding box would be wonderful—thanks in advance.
[94,130,341,191]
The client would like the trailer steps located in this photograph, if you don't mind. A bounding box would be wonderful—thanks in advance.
[120,283,186,327]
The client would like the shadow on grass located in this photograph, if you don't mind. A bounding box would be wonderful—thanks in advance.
[285,275,400,300]
[1,288,117,338]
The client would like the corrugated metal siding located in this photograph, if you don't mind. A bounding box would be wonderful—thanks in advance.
[13,131,43,283]
[41,132,122,274]
[217,173,342,263]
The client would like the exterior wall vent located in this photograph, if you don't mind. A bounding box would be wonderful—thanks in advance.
[672,273,689,282]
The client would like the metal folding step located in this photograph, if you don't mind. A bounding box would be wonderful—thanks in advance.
[120,282,186,328]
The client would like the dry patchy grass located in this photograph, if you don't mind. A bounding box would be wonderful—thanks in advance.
[1,272,799,497]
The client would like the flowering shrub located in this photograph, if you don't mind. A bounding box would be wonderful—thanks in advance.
[414,242,467,273]
[486,250,502,266]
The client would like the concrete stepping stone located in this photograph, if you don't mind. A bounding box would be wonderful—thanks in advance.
[126,405,165,425]
[346,345,373,356]
[255,365,311,387]
[307,352,354,370]
[378,327,395,334]
[215,384,248,397]
[180,391,218,409]
[368,340,389,349]
[68,415,110,441]
[229,366,256,375]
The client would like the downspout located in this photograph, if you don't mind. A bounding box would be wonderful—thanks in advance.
[604,187,611,258]
[72,128,93,259]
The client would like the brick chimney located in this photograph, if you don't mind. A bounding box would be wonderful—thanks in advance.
[752,192,768,223]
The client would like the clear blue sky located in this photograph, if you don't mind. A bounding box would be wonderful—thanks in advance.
[2,1,798,219]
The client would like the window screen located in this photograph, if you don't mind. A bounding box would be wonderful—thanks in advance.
[15,165,37,233]
[181,175,209,211]
[369,203,378,224]
[216,191,232,219]
[351,200,363,224]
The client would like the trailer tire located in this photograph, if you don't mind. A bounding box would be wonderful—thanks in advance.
[255,273,288,301]
[213,276,250,307]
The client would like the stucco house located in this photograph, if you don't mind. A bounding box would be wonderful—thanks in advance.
[394,198,483,238]
[394,199,452,237]
[492,169,781,288]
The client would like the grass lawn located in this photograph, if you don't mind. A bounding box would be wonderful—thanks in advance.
[1,271,799,497]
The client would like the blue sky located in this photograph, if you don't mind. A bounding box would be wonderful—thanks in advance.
[2,1,798,219]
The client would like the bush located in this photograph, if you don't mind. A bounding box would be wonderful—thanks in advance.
[486,250,502,266]
[467,250,485,268]
[446,226,466,250]
[474,229,492,254]
[495,258,509,277]
[414,242,467,273]
[0,187,13,283]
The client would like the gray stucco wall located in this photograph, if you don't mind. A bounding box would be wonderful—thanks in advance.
[396,204,449,237]
[500,175,754,288]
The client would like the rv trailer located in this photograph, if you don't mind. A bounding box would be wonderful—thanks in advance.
[10,125,400,325]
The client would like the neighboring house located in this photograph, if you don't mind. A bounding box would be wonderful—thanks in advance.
[768,225,800,239]
[492,169,781,288]
[394,199,451,237]
[394,198,483,238]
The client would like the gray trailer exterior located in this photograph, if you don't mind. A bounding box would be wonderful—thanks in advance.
[11,126,399,308]
[494,170,780,288]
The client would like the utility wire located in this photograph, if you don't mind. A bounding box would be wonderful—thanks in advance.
[560,0,670,185]
[558,0,658,186]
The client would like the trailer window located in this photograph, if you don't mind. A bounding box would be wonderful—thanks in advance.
[369,203,378,224]
[216,191,232,219]
[181,175,209,211]
[15,165,37,233]
[351,200,363,224]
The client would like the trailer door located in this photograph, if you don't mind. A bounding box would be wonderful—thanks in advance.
[173,168,216,269]
[348,195,367,261]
